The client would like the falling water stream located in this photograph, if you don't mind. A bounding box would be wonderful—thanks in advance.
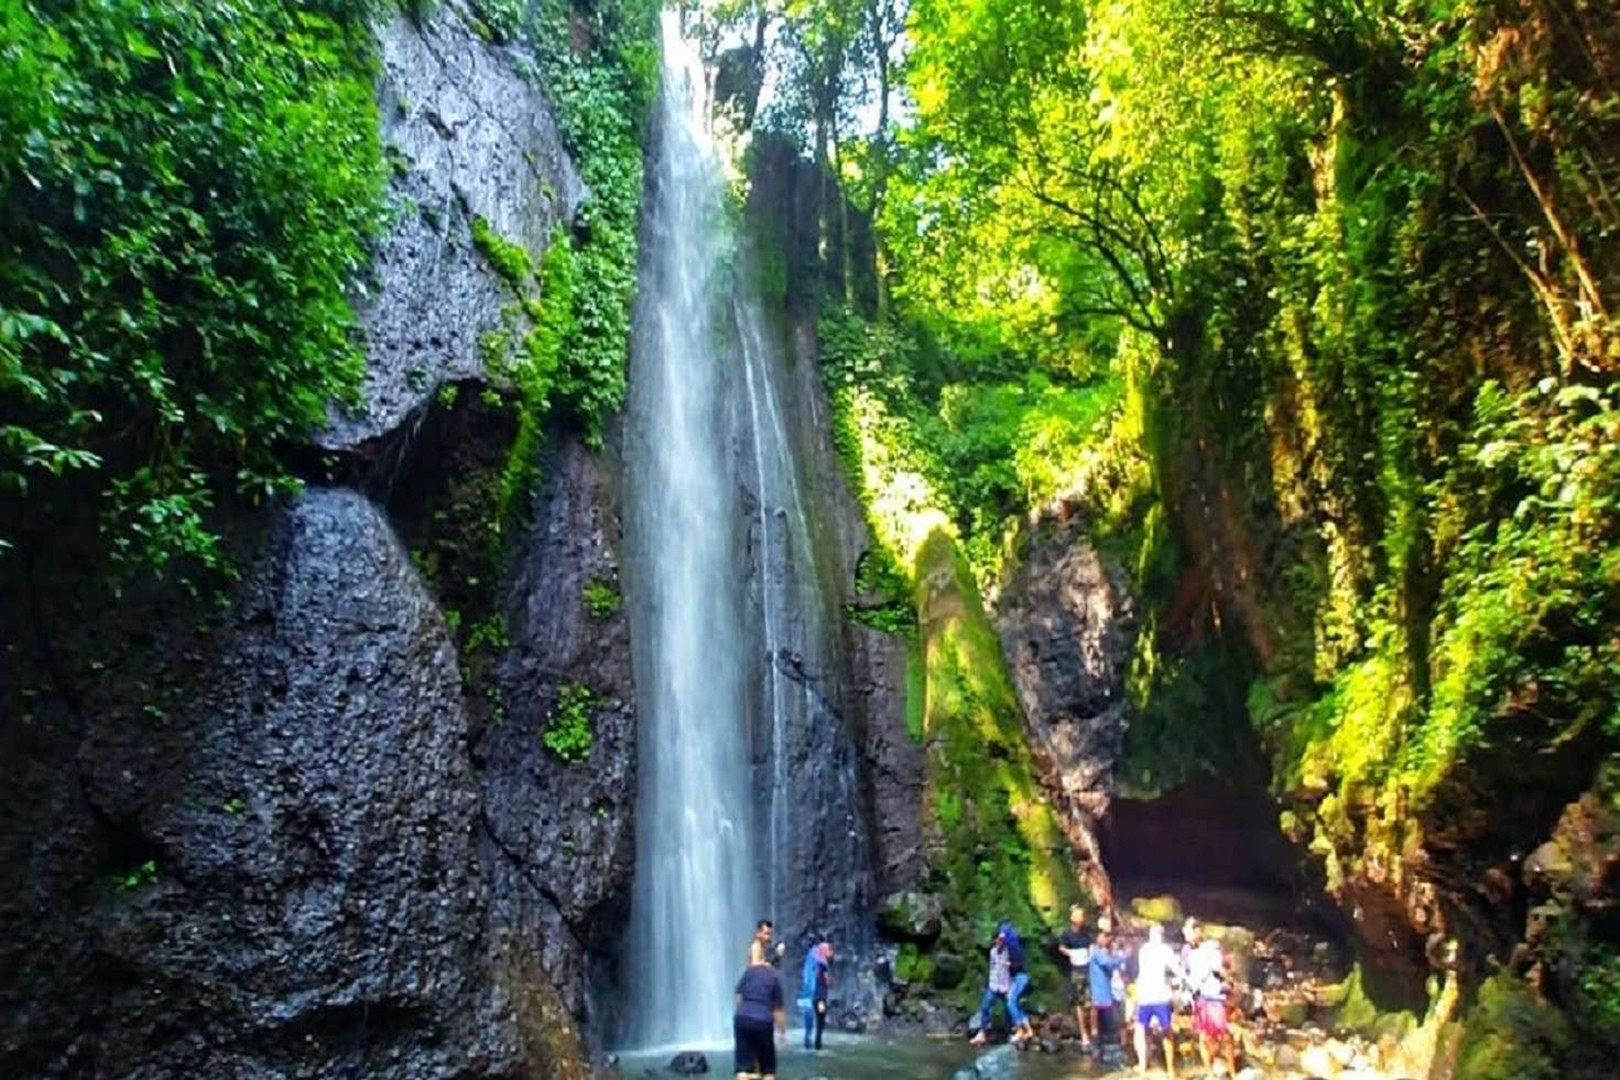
[622,10,876,1050]
[622,14,759,1048]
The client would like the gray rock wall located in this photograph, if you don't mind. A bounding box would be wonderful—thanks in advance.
[484,434,636,1041]
[993,510,1136,902]
[323,3,585,451]
[1,493,519,1076]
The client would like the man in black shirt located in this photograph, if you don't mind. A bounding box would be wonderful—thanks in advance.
[1057,905,1096,1051]
[733,957,786,1079]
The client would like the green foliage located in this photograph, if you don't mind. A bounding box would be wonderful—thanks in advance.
[471,216,537,286]
[477,222,578,525]
[516,0,658,447]
[221,795,245,815]
[543,681,596,763]
[466,613,509,653]
[819,304,1123,587]
[467,0,522,43]
[1455,972,1573,1080]
[839,0,1620,960]
[111,859,158,893]
[1120,632,1257,796]
[0,0,386,577]
[583,577,620,619]
[894,941,935,985]
[1576,946,1620,1038]
[846,548,915,635]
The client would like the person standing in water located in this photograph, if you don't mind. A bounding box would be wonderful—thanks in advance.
[1132,923,1183,1077]
[733,952,786,1080]
[1058,904,1096,1051]
[797,940,833,1050]
[969,922,1034,1047]
[1088,926,1128,1061]
[1183,922,1238,1076]
[747,919,777,966]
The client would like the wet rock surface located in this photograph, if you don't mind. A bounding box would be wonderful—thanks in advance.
[993,509,1135,900]
[484,433,637,1032]
[322,3,584,450]
[724,201,886,1012]
[1,492,516,1076]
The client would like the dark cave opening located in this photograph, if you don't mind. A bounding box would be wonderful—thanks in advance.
[1100,777,1344,937]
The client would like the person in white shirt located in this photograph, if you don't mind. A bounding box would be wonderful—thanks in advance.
[1182,921,1237,1076]
[1132,923,1182,1077]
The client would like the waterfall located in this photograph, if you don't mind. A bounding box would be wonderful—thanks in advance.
[622,13,758,1048]
[621,11,878,1049]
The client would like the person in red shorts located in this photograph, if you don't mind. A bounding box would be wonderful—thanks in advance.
[1183,921,1237,1076]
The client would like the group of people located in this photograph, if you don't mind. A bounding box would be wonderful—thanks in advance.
[971,905,1239,1077]
[731,920,834,1080]
[729,906,1239,1079]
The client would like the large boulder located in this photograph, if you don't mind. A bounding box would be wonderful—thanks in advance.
[876,891,944,943]
[321,3,585,450]
[0,491,517,1075]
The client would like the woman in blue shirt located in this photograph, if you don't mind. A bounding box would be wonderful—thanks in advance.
[1088,929,1128,1052]
[797,940,832,1050]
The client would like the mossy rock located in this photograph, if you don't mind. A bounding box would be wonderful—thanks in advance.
[877,890,945,943]
[1274,998,1309,1026]
[894,942,936,986]
[932,951,967,990]
[907,531,1086,999]
[1330,965,1380,1032]
[1454,972,1572,1080]
[1127,895,1183,925]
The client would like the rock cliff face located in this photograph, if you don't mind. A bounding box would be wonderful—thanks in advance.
[734,146,914,1012]
[324,4,585,450]
[0,5,625,1076]
[2,493,518,1076]
[483,434,637,1044]
[992,510,1135,903]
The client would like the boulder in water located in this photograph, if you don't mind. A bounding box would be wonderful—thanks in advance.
[667,1050,709,1074]
[931,951,967,989]
[962,1044,1017,1078]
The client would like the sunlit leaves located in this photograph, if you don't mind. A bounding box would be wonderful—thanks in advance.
[0,0,386,577]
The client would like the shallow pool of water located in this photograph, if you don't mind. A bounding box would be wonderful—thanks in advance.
[614,1033,1135,1079]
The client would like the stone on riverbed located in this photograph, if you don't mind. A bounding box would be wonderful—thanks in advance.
[667,1050,709,1074]
[950,1044,1016,1079]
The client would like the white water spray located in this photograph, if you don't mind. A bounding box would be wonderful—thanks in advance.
[622,12,758,1049]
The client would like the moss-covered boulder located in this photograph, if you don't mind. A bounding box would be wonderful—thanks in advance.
[877,890,945,943]
[1454,973,1573,1080]
[912,530,1088,997]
